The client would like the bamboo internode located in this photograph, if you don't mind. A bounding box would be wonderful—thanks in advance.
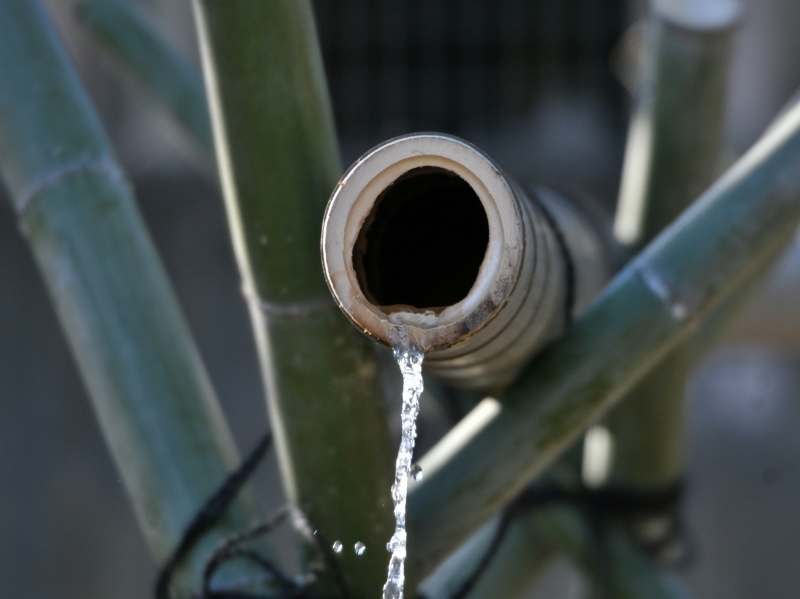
[0,2,266,596]
[192,1,396,596]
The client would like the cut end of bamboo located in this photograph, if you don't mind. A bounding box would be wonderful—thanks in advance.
[652,0,742,30]
[321,133,521,353]
[322,133,609,389]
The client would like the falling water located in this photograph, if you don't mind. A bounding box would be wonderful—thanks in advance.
[383,326,425,599]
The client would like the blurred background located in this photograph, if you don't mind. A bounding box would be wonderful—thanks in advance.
[2,0,800,597]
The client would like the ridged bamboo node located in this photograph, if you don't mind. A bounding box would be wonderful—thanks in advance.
[652,0,742,31]
[15,159,124,215]
[239,283,335,318]
[636,263,692,322]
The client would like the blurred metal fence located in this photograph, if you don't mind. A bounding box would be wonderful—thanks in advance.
[314,0,627,143]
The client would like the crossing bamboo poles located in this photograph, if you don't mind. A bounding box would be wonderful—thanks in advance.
[408,96,800,574]
[0,2,266,597]
[191,2,396,596]
[69,1,733,594]
[607,0,740,514]
[74,7,668,596]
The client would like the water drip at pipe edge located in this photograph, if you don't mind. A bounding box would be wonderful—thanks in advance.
[384,325,425,599]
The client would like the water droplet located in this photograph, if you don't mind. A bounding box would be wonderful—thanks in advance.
[332,540,343,554]
[411,464,423,481]
[670,302,688,320]
[259,234,268,245]
[354,542,366,555]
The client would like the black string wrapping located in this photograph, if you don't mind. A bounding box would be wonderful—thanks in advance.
[156,430,686,599]
[156,433,274,599]
[155,432,350,599]
[199,504,350,599]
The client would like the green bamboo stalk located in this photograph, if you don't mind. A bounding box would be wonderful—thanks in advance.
[607,2,740,492]
[0,2,267,597]
[191,2,396,596]
[75,0,214,155]
[419,516,552,599]
[532,508,690,599]
[408,98,800,573]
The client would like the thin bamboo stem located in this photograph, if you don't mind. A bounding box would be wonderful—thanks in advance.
[191,2,396,596]
[0,2,266,596]
[408,98,800,573]
[608,2,739,491]
[75,0,213,155]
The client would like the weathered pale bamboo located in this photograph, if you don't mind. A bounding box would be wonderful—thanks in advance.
[191,1,396,596]
[76,0,213,156]
[408,98,800,573]
[0,2,267,597]
[614,2,740,250]
[608,1,740,491]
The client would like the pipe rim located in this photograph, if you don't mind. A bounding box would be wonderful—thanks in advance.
[321,133,525,351]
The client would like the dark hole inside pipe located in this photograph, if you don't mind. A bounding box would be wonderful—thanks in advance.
[354,167,489,310]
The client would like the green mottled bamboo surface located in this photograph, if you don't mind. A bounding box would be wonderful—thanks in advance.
[192,2,396,596]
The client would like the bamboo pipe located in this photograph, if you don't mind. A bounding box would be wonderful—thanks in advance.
[0,2,266,596]
[407,99,800,574]
[321,134,610,390]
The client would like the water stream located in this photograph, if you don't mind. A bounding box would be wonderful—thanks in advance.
[383,326,425,599]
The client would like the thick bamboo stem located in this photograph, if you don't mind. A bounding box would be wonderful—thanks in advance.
[608,1,739,491]
[191,2,396,596]
[408,98,800,573]
[0,2,265,596]
[75,0,213,156]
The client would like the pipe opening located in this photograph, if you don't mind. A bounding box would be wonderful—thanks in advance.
[353,167,489,311]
